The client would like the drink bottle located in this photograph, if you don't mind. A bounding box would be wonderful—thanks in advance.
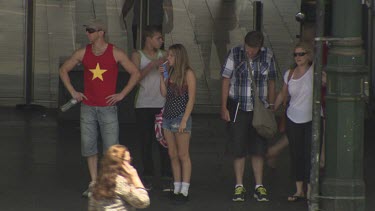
[162,61,168,79]
[60,98,78,112]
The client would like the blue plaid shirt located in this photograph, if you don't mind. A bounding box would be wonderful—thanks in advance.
[221,45,276,111]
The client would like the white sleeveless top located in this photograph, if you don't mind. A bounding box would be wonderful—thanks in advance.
[135,50,166,108]
[284,65,313,124]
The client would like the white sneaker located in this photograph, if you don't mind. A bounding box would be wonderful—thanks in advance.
[82,188,91,198]
[161,177,173,192]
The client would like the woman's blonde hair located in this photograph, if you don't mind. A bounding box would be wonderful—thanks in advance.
[168,44,192,89]
[289,41,314,69]
[92,145,131,200]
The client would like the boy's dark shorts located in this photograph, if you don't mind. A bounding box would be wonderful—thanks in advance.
[226,109,267,158]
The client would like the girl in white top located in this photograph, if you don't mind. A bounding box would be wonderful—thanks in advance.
[285,63,313,124]
[274,42,314,202]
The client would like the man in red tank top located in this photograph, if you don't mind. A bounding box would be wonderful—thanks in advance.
[59,19,140,197]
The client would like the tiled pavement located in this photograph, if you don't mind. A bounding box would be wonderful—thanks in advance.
[0,107,374,211]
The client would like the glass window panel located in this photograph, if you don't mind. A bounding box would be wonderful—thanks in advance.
[0,0,300,110]
[0,1,25,100]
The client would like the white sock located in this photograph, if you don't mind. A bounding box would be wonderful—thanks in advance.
[235,184,244,188]
[173,182,182,194]
[255,184,263,190]
[180,182,190,196]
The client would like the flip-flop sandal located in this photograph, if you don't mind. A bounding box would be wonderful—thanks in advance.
[287,195,306,202]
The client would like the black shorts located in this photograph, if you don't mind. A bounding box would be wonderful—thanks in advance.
[226,109,267,158]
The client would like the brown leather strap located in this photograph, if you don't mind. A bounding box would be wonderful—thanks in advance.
[282,69,295,107]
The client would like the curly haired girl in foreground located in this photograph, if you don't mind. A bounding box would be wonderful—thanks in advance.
[89,145,150,211]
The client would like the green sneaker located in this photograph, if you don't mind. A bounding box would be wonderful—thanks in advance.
[254,186,269,202]
[232,186,246,202]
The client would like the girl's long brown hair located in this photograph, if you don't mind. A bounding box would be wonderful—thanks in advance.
[168,44,192,89]
[92,145,131,200]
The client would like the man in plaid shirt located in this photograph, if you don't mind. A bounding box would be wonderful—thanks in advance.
[221,31,276,202]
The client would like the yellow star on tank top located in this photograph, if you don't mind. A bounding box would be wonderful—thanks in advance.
[89,63,107,81]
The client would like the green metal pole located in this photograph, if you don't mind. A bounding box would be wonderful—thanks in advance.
[321,1,367,210]
[309,0,325,210]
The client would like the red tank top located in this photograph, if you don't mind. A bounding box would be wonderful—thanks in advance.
[82,44,118,106]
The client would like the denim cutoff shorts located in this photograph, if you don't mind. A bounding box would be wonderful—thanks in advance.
[80,104,119,157]
[162,113,192,133]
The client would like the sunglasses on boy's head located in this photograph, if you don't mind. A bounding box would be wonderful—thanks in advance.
[293,52,307,57]
[86,28,99,34]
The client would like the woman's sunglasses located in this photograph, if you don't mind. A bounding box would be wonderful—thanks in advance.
[293,52,307,57]
[86,28,98,34]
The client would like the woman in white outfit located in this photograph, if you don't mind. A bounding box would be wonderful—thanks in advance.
[274,42,314,202]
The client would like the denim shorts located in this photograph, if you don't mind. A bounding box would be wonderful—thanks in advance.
[162,113,192,133]
[80,104,119,157]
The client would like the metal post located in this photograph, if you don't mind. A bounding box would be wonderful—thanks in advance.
[16,0,46,116]
[253,1,263,31]
[146,0,150,25]
[25,0,34,105]
[320,0,367,210]
[309,0,325,210]
[137,0,143,49]
[369,2,375,111]
[137,0,149,49]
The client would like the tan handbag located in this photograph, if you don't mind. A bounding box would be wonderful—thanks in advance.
[249,63,277,140]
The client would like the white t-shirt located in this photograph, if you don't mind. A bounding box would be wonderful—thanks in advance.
[135,50,166,108]
[284,65,313,123]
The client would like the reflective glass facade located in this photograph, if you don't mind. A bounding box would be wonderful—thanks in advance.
[0,0,300,111]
